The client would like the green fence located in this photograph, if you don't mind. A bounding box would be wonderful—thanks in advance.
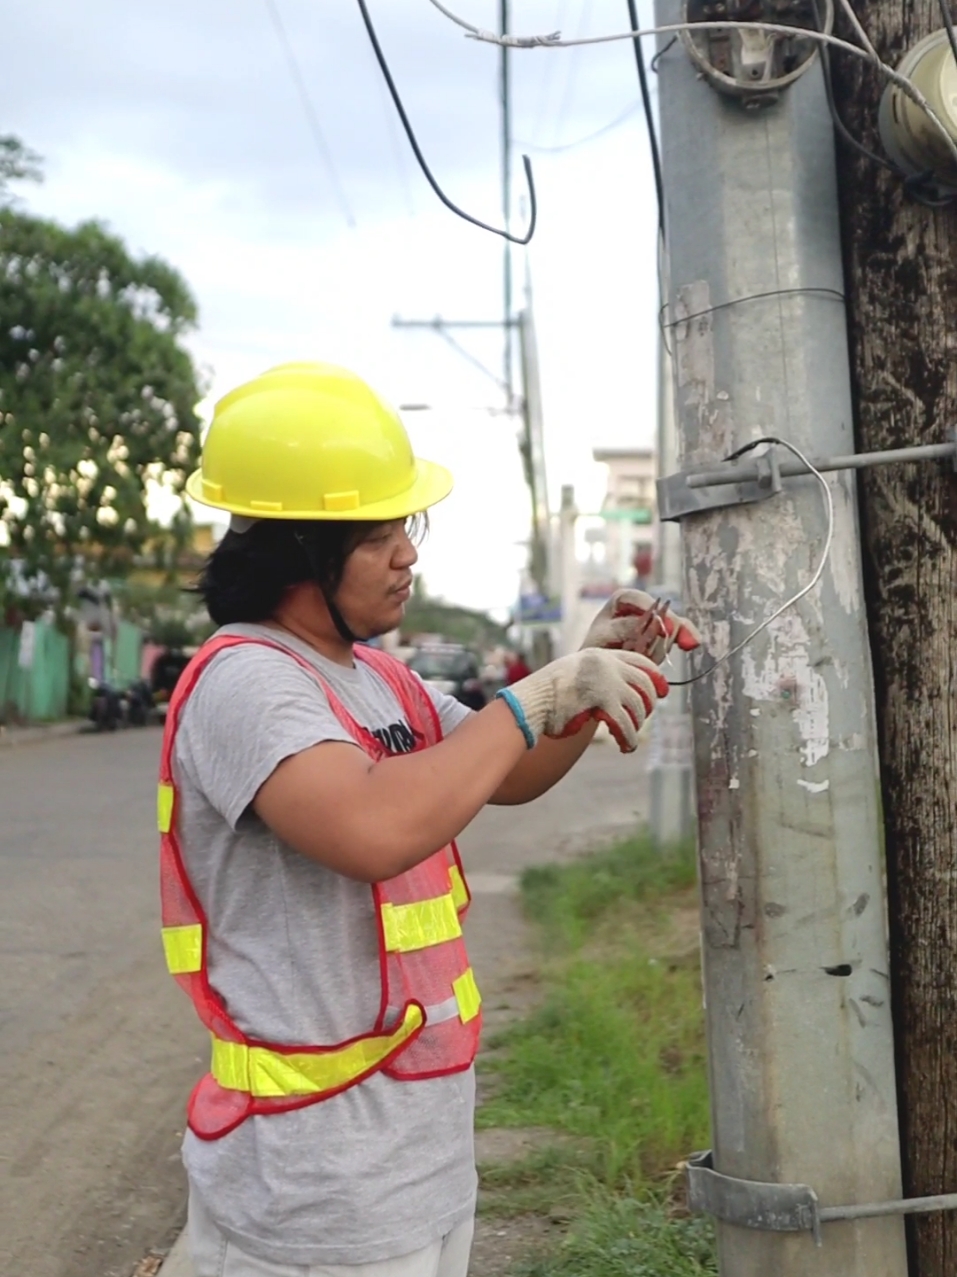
[0,622,71,723]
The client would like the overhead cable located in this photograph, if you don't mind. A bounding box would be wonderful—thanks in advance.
[422,5,957,172]
[517,100,641,154]
[354,0,537,244]
[263,0,357,229]
[626,0,664,239]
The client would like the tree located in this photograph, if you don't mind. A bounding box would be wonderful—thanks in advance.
[830,6,957,1274]
[0,135,43,205]
[0,180,203,612]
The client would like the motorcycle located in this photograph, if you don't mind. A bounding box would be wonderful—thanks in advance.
[87,677,154,731]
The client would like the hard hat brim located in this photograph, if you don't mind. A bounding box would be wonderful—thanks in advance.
[185,456,454,522]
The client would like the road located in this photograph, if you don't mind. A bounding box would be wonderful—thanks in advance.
[0,726,649,1277]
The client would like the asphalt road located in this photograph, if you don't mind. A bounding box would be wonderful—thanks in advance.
[0,726,648,1277]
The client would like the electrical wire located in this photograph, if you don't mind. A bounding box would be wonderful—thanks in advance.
[651,36,677,74]
[661,286,846,332]
[354,0,537,244]
[666,438,835,687]
[626,0,665,239]
[517,100,641,153]
[810,0,898,176]
[263,0,357,229]
[423,5,957,172]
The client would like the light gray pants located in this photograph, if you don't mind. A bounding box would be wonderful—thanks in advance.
[187,1191,474,1277]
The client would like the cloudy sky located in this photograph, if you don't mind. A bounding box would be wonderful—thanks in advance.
[5,0,662,615]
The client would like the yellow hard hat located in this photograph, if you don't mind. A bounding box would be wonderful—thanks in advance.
[185,362,453,521]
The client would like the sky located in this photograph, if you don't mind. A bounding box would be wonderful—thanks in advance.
[4,0,662,617]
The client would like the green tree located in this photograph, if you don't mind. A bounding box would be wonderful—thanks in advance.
[0,173,203,611]
[0,135,43,204]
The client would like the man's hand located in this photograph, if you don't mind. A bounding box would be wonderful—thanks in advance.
[581,589,702,665]
[496,648,669,754]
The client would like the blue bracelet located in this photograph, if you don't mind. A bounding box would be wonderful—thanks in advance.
[495,688,536,750]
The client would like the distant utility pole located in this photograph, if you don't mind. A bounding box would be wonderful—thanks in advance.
[654,2,907,1273]
[500,0,514,402]
[829,5,957,1274]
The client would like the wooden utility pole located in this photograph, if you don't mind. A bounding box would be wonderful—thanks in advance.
[830,5,957,1273]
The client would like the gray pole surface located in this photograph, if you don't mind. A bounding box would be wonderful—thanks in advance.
[654,5,907,1274]
[650,322,695,847]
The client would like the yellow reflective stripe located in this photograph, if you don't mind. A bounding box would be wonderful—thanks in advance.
[449,863,469,912]
[211,1003,425,1097]
[157,783,174,833]
[453,968,482,1024]
[380,892,462,954]
[162,923,203,975]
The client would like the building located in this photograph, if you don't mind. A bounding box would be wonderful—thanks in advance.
[591,447,657,589]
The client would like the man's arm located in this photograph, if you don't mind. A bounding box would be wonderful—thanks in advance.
[253,648,664,881]
[254,698,528,883]
[486,722,599,805]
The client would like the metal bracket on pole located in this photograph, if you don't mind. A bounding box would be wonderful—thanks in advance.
[657,433,957,522]
[685,1150,957,1247]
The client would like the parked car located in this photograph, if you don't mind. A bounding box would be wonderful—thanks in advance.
[406,644,487,711]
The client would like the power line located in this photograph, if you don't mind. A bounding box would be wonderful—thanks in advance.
[626,0,664,239]
[353,0,537,245]
[262,0,357,228]
[517,99,641,153]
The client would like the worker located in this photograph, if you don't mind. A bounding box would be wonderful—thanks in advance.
[158,362,701,1277]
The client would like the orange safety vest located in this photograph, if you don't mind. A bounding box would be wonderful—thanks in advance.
[158,635,482,1141]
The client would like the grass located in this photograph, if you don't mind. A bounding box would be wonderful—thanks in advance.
[476,833,717,1276]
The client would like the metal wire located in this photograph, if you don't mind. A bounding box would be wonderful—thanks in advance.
[355,0,537,244]
[423,5,957,172]
[666,438,835,688]
[263,0,357,228]
[660,285,846,333]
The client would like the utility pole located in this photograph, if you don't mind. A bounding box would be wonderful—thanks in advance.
[500,0,513,403]
[654,3,907,1274]
[829,6,957,1274]
[649,325,695,847]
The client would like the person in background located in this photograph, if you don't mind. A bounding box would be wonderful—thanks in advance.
[504,650,532,685]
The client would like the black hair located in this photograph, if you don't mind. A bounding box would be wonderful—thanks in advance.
[196,514,428,628]
[197,519,377,627]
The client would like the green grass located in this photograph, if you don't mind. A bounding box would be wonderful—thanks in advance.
[477,833,716,1275]
[517,1194,717,1277]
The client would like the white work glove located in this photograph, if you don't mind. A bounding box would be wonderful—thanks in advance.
[580,589,703,665]
[496,648,669,754]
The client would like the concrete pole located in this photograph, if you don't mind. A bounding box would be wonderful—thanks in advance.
[654,5,907,1275]
[558,484,579,657]
[650,279,695,848]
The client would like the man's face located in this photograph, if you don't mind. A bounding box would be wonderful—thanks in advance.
[334,519,418,638]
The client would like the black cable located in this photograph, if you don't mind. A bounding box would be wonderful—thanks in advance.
[651,36,677,73]
[354,0,537,245]
[626,0,665,239]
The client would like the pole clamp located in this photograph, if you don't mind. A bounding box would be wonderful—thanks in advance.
[685,1150,957,1246]
[657,433,957,522]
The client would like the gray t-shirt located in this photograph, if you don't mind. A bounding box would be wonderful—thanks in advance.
[173,623,476,1267]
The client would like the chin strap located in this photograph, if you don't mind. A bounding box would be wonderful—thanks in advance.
[325,594,359,644]
[293,530,360,644]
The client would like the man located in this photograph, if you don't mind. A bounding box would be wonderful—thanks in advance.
[160,362,700,1277]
